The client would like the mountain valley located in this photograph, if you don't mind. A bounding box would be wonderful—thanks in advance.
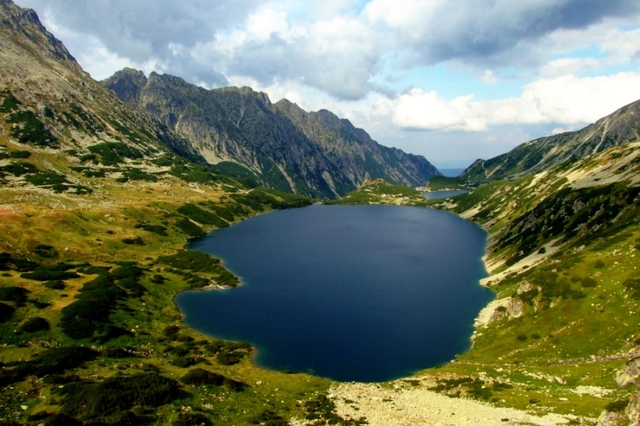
[1,0,640,425]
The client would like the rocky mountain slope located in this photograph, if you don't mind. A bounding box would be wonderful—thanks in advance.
[461,99,640,184]
[102,68,439,199]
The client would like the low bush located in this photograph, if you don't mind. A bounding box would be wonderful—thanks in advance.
[157,251,220,273]
[170,356,199,368]
[0,286,29,304]
[19,317,50,332]
[134,222,168,236]
[605,399,629,412]
[88,142,143,166]
[174,412,213,426]
[44,280,66,290]
[122,236,145,245]
[58,373,180,423]
[0,302,15,323]
[216,351,244,366]
[33,244,58,258]
[9,150,31,159]
[7,110,58,147]
[177,203,228,227]
[174,218,206,237]
[21,265,79,281]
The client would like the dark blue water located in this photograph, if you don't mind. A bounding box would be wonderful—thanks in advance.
[175,205,492,383]
[424,190,469,199]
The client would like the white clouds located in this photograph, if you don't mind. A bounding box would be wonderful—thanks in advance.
[392,90,484,131]
[538,58,601,78]
[12,0,640,164]
[388,72,640,131]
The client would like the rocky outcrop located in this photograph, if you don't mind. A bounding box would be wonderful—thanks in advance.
[103,69,440,199]
[101,68,148,104]
[507,297,524,318]
[598,358,640,425]
[617,358,640,388]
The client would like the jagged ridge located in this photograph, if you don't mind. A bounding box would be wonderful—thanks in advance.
[461,99,640,184]
[103,69,439,199]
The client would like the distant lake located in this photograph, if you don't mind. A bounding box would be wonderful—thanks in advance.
[175,205,493,383]
[424,189,470,199]
[439,168,466,177]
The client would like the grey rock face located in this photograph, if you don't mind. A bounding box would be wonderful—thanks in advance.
[103,69,440,198]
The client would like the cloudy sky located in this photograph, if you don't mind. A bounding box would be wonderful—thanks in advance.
[14,0,640,168]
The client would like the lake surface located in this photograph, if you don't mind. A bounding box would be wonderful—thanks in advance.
[424,189,469,199]
[175,205,493,383]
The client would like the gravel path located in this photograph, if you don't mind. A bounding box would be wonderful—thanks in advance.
[292,382,573,426]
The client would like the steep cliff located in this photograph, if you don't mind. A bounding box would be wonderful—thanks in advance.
[103,69,440,198]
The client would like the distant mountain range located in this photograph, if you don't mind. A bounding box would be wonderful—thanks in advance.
[461,99,640,184]
[102,69,439,198]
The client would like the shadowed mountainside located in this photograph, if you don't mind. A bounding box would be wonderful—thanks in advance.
[103,68,440,199]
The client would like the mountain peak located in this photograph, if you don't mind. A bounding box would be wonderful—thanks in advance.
[102,68,148,103]
[102,68,439,198]
[0,0,77,65]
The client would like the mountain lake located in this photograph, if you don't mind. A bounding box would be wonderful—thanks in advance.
[175,204,493,382]
[423,189,470,199]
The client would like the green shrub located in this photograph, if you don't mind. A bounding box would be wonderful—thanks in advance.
[0,286,29,304]
[0,161,38,176]
[122,236,145,245]
[174,218,205,237]
[595,260,605,268]
[517,334,528,341]
[134,222,168,236]
[171,356,199,368]
[43,413,83,426]
[33,244,58,258]
[9,150,31,159]
[88,142,142,166]
[0,90,20,112]
[32,346,98,376]
[44,280,66,290]
[605,399,629,412]
[58,374,180,422]
[111,265,143,280]
[623,278,640,300]
[249,410,288,426]
[177,203,228,227]
[157,251,220,273]
[0,302,15,323]
[163,325,180,339]
[180,368,246,389]
[20,317,50,332]
[83,169,105,178]
[174,412,213,426]
[150,274,166,284]
[216,350,244,366]
[7,110,58,147]
[21,265,79,281]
